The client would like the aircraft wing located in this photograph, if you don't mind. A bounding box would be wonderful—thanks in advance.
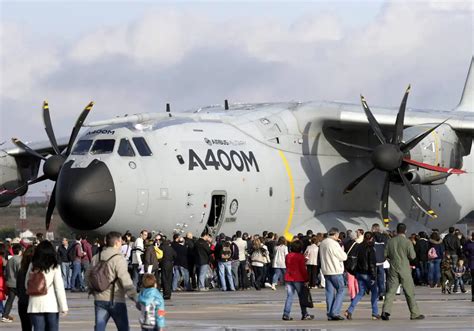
[291,101,474,136]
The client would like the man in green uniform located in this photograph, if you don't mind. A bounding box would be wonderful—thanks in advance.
[381,223,424,320]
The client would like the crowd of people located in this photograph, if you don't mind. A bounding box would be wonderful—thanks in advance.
[0,223,472,330]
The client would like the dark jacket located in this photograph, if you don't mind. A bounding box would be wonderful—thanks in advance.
[144,243,161,272]
[57,245,69,263]
[160,242,177,267]
[355,242,377,277]
[463,240,474,270]
[185,238,195,266]
[194,238,211,266]
[415,238,429,263]
[443,233,461,255]
[429,238,444,259]
[171,242,189,269]
[373,232,389,264]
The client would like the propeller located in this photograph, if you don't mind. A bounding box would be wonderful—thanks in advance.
[341,86,465,227]
[8,101,94,230]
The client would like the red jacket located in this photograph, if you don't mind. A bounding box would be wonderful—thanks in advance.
[284,252,308,282]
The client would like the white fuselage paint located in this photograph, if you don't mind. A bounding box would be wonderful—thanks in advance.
[70,106,474,236]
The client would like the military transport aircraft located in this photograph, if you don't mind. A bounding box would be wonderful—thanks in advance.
[1,58,473,239]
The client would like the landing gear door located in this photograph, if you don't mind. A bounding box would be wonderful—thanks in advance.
[204,191,226,237]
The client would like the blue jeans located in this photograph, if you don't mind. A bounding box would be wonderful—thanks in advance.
[428,259,441,285]
[71,260,84,289]
[218,261,236,291]
[172,265,190,291]
[61,262,71,288]
[30,312,59,331]
[376,265,385,296]
[272,268,285,285]
[198,264,209,289]
[94,301,129,331]
[416,261,429,284]
[347,273,379,315]
[324,274,345,318]
[453,277,465,292]
[231,260,240,288]
[283,281,308,317]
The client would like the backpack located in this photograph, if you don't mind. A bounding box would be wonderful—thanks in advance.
[139,301,158,329]
[67,243,78,262]
[154,246,163,261]
[221,243,232,261]
[27,269,48,296]
[88,253,120,293]
[251,248,269,264]
[344,242,359,275]
[428,247,438,260]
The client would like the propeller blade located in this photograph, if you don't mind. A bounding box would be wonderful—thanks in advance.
[398,168,437,219]
[27,174,48,186]
[45,184,56,230]
[343,167,375,194]
[403,158,466,174]
[392,85,411,144]
[65,101,94,156]
[8,174,48,196]
[360,95,386,144]
[381,172,390,227]
[334,139,373,152]
[42,101,61,155]
[11,138,46,160]
[400,120,448,152]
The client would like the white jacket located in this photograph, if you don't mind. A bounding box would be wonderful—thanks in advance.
[272,245,288,268]
[304,244,319,265]
[131,237,144,265]
[26,265,68,313]
[319,238,347,275]
[233,238,247,261]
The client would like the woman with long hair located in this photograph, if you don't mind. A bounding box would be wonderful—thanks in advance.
[26,240,68,331]
[17,245,35,331]
[428,232,444,287]
[250,238,269,290]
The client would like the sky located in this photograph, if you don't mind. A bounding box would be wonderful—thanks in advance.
[0,0,473,194]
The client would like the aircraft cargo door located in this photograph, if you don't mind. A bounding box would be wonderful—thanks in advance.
[205,192,226,237]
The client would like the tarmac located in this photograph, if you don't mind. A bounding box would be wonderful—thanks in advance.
[2,286,473,330]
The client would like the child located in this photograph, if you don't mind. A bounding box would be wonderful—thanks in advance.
[440,253,454,294]
[452,260,467,293]
[137,273,165,331]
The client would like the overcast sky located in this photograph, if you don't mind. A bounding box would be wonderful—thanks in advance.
[0,0,472,193]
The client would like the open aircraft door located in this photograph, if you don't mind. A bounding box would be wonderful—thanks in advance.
[204,191,227,237]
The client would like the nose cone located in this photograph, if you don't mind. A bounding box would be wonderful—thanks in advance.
[56,159,115,230]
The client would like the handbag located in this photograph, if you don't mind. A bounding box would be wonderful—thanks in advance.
[301,284,314,308]
[344,242,359,275]
[27,269,48,296]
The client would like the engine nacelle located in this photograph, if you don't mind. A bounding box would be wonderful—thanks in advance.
[0,151,22,206]
[402,124,465,184]
[0,151,41,206]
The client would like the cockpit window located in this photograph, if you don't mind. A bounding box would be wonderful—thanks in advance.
[91,139,115,154]
[71,140,93,155]
[118,138,135,157]
[132,137,152,156]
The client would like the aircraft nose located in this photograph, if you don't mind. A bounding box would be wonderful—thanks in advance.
[56,159,115,230]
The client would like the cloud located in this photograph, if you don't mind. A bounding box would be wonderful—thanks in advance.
[1,1,472,145]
